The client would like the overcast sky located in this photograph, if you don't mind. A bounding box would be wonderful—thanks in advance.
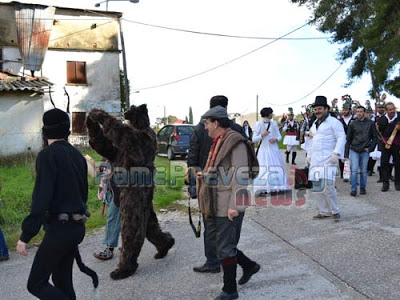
[4,0,398,124]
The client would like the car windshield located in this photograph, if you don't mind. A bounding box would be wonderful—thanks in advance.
[177,126,194,135]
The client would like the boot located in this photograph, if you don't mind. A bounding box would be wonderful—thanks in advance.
[237,250,260,285]
[368,158,376,176]
[285,151,290,164]
[377,167,383,183]
[291,152,297,165]
[389,164,394,181]
[215,257,238,300]
[382,182,389,192]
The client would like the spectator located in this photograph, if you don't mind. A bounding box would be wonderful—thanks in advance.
[345,106,377,196]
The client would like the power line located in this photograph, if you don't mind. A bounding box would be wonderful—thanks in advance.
[122,18,329,40]
[131,21,313,92]
[263,63,344,107]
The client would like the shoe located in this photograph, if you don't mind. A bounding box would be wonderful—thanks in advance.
[360,188,366,195]
[350,190,357,197]
[0,256,9,262]
[332,213,340,222]
[312,213,331,219]
[377,178,383,183]
[93,247,114,261]
[343,179,349,182]
[368,170,373,176]
[238,263,260,285]
[395,184,400,191]
[154,237,175,259]
[214,291,239,300]
[193,264,221,273]
[110,264,138,280]
[382,183,389,192]
[390,175,394,181]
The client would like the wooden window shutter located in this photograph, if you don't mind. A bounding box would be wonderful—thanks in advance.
[67,61,87,84]
[76,62,87,84]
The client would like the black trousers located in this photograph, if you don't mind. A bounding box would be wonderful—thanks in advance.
[205,212,244,260]
[27,221,85,300]
[381,144,400,184]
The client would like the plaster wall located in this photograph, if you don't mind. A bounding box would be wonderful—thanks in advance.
[0,93,44,155]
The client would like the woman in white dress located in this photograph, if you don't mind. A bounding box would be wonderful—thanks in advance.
[252,107,291,195]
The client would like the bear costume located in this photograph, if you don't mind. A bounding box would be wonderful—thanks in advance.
[87,104,175,280]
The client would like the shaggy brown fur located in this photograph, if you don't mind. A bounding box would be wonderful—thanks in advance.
[87,104,175,280]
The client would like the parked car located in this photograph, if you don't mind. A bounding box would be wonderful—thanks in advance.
[156,124,195,160]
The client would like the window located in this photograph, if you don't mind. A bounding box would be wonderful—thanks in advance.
[67,61,87,84]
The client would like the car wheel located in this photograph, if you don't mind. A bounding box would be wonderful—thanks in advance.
[167,147,176,160]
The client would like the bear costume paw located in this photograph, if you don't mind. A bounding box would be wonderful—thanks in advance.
[110,263,138,280]
[154,237,175,259]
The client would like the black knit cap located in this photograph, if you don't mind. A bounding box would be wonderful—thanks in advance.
[42,108,70,139]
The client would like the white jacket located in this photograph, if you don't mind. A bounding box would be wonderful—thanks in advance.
[308,115,346,181]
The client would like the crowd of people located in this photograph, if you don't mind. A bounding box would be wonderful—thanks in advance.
[0,92,398,300]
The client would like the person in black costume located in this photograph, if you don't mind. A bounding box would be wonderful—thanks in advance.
[16,108,97,300]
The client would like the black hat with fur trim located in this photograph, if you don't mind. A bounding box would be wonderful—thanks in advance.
[42,108,70,139]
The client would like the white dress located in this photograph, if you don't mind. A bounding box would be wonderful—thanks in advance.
[252,120,290,194]
[282,120,300,146]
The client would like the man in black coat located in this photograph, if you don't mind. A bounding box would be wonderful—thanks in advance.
[377,102,400,192]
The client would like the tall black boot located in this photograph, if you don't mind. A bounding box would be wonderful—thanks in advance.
[389,164,394,181]
[368,158,376,176]
[377,167,383,183]
[237,250,260,285]
[215,257,238,300]
[285,151,290,164]
[292,152,297,165]
[382,166,390,192]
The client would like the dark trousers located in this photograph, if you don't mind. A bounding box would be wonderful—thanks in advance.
[381,145,400,184]
[203,213,220,267]
[27,222,85,300]
[339,160,344,178]
[204,212,244,261]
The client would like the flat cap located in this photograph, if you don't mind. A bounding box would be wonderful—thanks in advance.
[201,105,228,119]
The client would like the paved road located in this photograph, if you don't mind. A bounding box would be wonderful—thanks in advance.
[1,150,399,299]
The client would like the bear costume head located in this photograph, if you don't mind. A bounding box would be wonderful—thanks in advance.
[124,104,150,129]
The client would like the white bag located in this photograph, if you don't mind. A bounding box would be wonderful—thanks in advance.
[343,159,351,180]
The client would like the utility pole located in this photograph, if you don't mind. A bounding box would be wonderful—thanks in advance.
[256,94,259,121]
[118,18,130,109]
[164,106,166,125]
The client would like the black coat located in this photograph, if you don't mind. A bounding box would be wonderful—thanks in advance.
[187,120,245,170]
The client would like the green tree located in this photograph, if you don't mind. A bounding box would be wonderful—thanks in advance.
[189,106,194,124]
[291,0,400,98]
[162,115,178,124]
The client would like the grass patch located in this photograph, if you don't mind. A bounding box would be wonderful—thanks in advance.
[0,150,185,249]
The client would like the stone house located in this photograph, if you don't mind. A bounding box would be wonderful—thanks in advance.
[0,1,124,155]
